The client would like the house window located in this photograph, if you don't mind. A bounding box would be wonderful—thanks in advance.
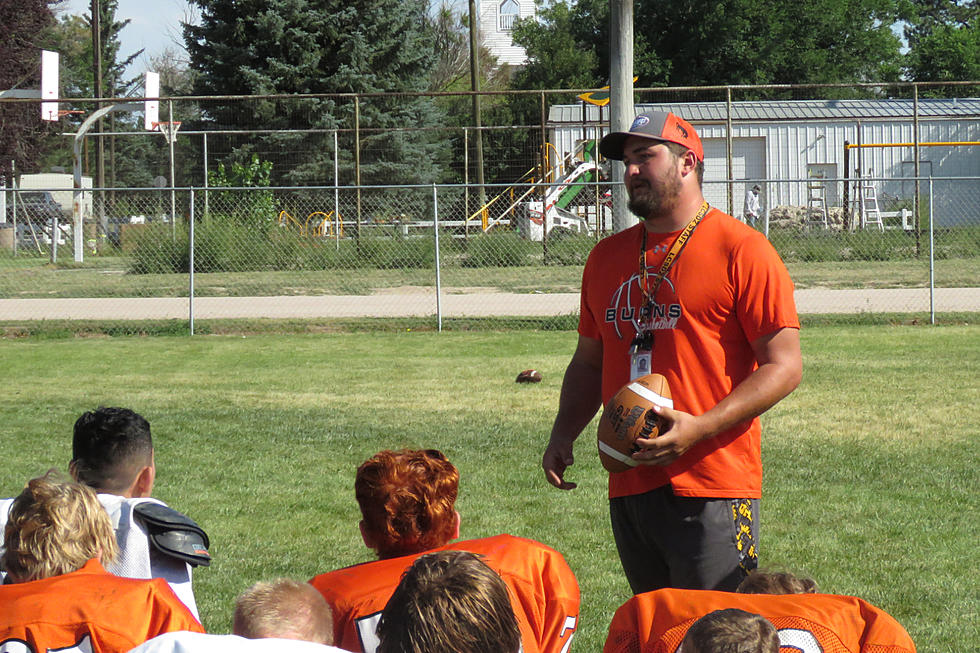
[499,0,519,31]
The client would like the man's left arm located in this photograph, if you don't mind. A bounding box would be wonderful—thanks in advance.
[633,327,801,466]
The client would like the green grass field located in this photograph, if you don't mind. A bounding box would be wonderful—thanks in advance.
[0,326,977,652]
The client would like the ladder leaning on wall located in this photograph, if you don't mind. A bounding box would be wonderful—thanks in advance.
[805,173,829,229]
[859,180,884,231]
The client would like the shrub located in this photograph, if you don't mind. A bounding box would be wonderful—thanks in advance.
[129,224,187,274]
[462,232,535,267]
[546,230,596,266]
[359,235,436,269]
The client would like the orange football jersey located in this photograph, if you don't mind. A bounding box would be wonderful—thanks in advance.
[603,588,916,653]
[0,558,205,653]
[310,534,580,653]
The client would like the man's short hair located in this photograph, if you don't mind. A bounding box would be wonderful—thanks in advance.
[233,578,334,644]
[665,141,705,186]
[1,473,119,582]
[737,570,818,595]
[376,550,521,653]
[71,407,153,494]
[355,449,459,559]
[681,609,780,653]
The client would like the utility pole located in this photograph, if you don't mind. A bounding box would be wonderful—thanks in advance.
[468,0,487,222]
[610,0,634,233]
[91,0,106,247]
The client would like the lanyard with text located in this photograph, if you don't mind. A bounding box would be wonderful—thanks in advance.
[629,201,710,380]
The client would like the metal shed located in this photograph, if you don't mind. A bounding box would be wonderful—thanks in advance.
[548,99,980,226]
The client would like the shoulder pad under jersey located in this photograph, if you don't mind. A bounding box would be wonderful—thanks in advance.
[134,501,212,567]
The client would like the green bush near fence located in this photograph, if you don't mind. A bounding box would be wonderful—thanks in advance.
[545,231,597,266]
[461,231,536,267]
[129,221,441,273]
[771,226,980,264]
[127,220,980,275]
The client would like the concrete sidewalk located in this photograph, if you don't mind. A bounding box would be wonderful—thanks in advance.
[0,288,978,320]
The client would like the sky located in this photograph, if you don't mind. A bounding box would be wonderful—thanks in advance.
[58,0,197,78]
[57,1,474,79]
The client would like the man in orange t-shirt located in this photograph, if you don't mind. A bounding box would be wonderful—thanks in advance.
[543,111,802,594]
[309,449,580,653]
[0,475,203,653]
[603,588,916,653]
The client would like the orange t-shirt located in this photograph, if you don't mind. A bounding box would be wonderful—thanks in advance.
[309,534,580,653]
[0,558,205,653]
[603,588,916,653]
[579,211,799,499]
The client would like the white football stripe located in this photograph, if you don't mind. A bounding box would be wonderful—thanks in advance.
[627,382,673,409]
[598,441,638,467]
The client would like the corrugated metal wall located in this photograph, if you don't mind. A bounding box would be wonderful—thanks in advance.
[550,103,979,226]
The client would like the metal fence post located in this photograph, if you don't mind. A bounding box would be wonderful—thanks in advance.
[928,176,935,325]
[334,130,340,250]
[189,187,195,336]
[202,133,210,222]
[433,184,442,332]
[726,87,734,217]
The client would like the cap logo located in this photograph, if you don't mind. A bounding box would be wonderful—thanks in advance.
[631,115,650,130]
[675,123,689,138]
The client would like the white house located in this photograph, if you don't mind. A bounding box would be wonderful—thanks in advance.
[478,0,534,67]
[548,99,980,227]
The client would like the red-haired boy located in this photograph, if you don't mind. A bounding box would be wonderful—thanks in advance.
[309,449,580,653]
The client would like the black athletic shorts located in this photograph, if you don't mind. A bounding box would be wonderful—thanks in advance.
[609,485,759,594]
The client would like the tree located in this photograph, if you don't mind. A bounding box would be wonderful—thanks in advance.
[509,0,905,91]
[904,0,980,91]
[0,0,60,179]
[183,0,450,187]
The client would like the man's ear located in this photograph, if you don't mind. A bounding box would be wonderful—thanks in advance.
[452,510,461,540]
[679,149,698,178]
[68,460,79,482]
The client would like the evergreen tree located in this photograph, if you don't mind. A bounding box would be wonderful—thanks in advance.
[183,0,449,186]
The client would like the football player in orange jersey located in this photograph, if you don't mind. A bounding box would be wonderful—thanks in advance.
[0,474,203,653]
[376,550,522,653]
[603,587,916,653]
[0,407,210,618]
[131,578,347,653]
[309,449,580,653]
[679,609,779,653]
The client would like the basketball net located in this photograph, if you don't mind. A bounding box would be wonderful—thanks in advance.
[153,121,182,145]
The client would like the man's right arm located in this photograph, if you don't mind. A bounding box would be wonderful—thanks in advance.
[542,335,603,491]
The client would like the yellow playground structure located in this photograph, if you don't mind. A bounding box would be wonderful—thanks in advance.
[277,210,343,238]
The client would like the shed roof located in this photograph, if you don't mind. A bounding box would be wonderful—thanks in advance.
[549,98,980,124]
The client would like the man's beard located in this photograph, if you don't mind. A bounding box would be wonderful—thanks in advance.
[627,170,682,220]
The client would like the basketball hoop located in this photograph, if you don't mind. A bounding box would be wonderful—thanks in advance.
[57,109,85,117]
[152,121,182,144]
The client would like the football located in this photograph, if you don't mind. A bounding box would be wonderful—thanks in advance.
[515,369,543,383]
[596,373,673,473]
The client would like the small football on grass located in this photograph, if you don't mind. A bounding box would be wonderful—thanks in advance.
[515,369,543,383]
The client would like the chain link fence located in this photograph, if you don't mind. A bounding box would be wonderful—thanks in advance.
[1,176,977,335]
[1,82,977,334]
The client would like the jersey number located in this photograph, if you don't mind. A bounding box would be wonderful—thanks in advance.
[1,635,94,653]
[355,612,383,653]
[559,615,578,653]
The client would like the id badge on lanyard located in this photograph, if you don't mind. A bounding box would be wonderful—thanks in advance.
[627,201,709,381]
[629,330,653,380]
